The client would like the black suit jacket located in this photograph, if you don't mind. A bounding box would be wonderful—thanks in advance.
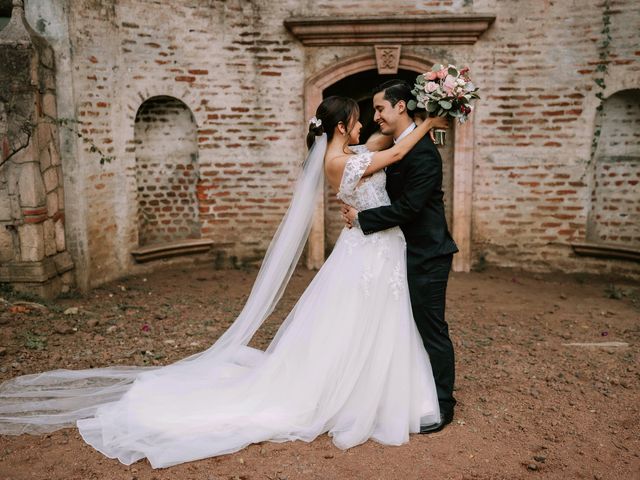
[358,134,458,275]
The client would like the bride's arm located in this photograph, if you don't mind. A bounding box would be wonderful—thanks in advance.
[361,116,448,176]
[364,131,393,152]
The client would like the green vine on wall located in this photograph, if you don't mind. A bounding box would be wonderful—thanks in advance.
[0,96,114,168]
[591,0,612,160]
[46,116,115,165]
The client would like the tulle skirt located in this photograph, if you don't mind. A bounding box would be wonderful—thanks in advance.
[8,226,440,468]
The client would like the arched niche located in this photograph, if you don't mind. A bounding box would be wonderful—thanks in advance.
[133,96,201,247]
[587,88,640,249]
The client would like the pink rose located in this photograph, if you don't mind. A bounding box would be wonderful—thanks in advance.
[443,75,457,94]
[425,71,437,81]
[426,81,439,93]
[437,68,448,79]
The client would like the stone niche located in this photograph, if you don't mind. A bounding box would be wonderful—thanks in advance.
[134,96,201,247]
[588,89,640,248]
[0,0,73,298]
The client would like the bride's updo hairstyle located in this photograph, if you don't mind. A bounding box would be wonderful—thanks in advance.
[306,95,360,149]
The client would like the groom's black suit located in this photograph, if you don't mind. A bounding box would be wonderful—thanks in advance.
[358,131,458,418]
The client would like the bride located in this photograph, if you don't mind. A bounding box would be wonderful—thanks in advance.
[0,96,448,468]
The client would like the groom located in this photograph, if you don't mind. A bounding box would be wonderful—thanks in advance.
[342,79,459,433]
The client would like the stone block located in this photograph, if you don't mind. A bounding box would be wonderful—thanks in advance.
[18,223,44,261]
[43,165,57,192]
[37,123,53,151]
[42,92,57,118]
[46,190,58,216]
[49,143,60,166]
[43,218,56,256]
[0,186,11,221]
[54,217,65,251]
[11,140,35,164]
[18,162,46,208]
[0,227,15,262]
[61,270,75,292]
[53,251,74,274]
[39,143,52,169]
[0,258,56,283]
[10,194,21,220]
[57,187,64,211]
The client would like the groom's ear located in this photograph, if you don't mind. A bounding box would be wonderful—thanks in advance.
[396,100,407,114]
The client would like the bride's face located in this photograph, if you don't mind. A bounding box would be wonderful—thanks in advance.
[345,113,362,145]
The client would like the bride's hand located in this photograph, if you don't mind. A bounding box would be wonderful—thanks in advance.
[425,116,449,131]
[419,115,448,142]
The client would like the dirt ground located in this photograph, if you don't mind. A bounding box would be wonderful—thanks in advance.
[0,264,638,480]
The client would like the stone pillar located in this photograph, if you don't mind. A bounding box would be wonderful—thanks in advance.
[0,0,74,298]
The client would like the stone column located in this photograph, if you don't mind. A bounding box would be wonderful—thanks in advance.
[0,0,74,298]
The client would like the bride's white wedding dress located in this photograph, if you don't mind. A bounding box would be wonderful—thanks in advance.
[0,141,439,468]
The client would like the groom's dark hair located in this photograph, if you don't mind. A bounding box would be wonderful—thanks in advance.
[372,80,415,118]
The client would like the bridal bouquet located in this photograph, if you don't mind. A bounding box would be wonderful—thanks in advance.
[408,64,479,145]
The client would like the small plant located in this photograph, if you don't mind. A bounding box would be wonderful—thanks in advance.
[23,331,47,350]
[605,284,623,300]
[474,253,487,272]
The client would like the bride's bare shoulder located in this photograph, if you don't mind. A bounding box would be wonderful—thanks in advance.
[325,153,351,173]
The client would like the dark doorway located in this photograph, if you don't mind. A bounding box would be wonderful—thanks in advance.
[324,69,419,142]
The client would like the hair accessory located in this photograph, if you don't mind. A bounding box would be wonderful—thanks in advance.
[309,116,322,128]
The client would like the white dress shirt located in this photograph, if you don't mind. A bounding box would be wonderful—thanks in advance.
[394,122,417,144]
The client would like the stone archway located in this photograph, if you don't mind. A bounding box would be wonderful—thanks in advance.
[304,53,474,272]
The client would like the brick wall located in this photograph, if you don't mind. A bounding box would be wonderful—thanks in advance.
[23,0,640,286]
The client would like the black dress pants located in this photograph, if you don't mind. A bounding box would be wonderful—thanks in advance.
[407,254,456,417]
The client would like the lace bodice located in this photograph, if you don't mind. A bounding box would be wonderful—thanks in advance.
[336,145,390,211]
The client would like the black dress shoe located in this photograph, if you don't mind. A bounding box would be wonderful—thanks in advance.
[419,412,454,434]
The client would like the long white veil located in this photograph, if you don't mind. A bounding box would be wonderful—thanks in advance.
[0,134,328,435]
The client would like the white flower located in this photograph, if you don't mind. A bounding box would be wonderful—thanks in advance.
[309,116,322,128]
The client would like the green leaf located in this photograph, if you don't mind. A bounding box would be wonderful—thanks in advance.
[417,101,425,109]
[427,101,438,113]
[432,64,443,72]
[416,75,426,85]
[407,99,417,110]
[439,100,452,110]
[448,67,458,77]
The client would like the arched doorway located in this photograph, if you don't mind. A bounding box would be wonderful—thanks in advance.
[587,88,640,248]
[134,96,201,247]
[322,69,455,254]
[304,53,472,272]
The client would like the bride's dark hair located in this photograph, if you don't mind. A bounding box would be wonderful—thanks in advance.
[306,96,360,149]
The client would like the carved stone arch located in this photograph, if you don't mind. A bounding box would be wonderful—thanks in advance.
[304,53,474,272]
